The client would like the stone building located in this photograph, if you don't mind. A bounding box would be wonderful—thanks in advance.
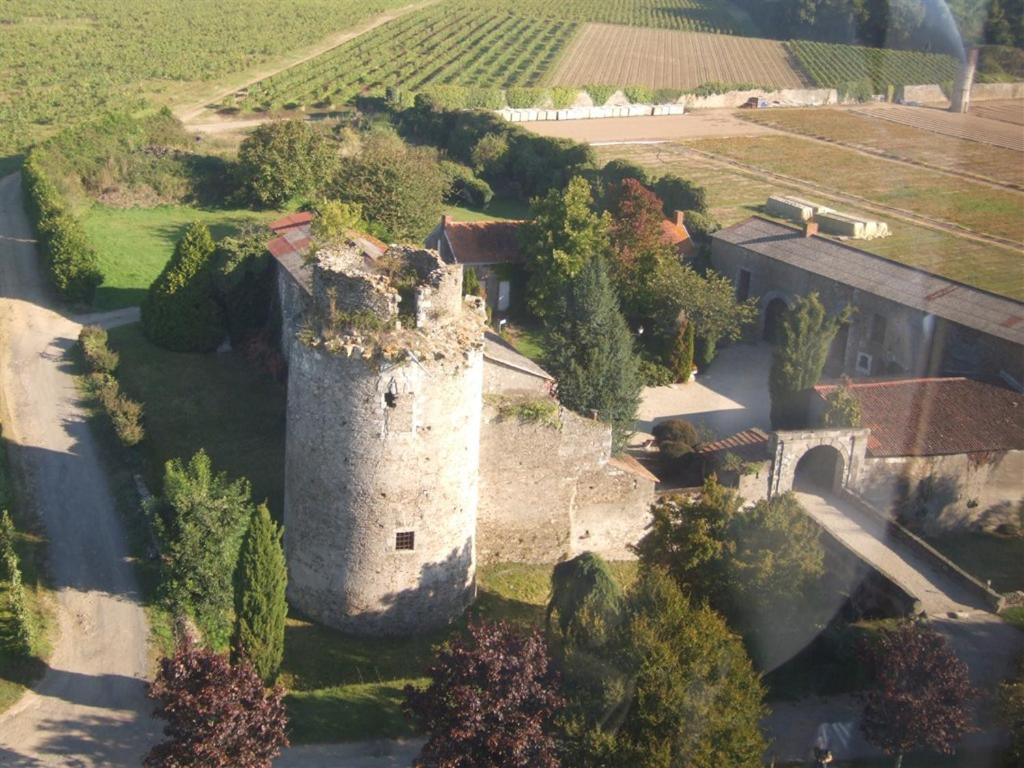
[268,217,657,636]
[711,216,1024,385]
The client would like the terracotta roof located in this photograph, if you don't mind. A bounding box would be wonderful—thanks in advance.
[444,220,525,265]
[714,217,1024,346]
[268,211,314,232]
[814,377,1024,457]
[696,428,772,462]
[661,219,696,258]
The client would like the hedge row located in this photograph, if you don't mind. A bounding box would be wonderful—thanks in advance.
[393,82,774,112]
[79,325,144,447]
[22,154,102,304]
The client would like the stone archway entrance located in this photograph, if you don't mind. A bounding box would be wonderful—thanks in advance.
[763,297,789,343]
[794,445,845,493]
[768,428,870,497]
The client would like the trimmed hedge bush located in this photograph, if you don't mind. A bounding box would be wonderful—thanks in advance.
[79,326,144,447]
[550,86,578,109]
[583,84,617,106]
[506,87,549,109]
[22,154,102,304]
[141,222,226,353]
[624,85,655,104]
[79,325,119,374]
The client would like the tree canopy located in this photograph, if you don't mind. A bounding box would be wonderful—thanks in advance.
[543,255,642,449]
[237,120,336,208]
[769,292,850,428]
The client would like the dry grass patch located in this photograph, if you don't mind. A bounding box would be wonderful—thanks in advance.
[548,23,806,90]
[685,134,1024,244]
[742,107,1024,188]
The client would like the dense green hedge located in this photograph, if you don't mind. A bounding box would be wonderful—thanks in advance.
[21,155,102,304]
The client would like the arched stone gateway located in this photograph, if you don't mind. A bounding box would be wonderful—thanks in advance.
[768,428,870,497]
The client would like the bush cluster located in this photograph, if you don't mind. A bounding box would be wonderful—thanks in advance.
[439,161,494,208]
[79,325,145,447]
[21,155,102,304]
[0,510,35,657]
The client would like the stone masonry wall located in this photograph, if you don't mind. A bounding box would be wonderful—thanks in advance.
[859,450,1024,534]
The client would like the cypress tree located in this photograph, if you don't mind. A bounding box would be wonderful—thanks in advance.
[768,293,850,429]
[142,222,226,353]
[544,255,642,450]
[669,321,695,382]
[233,504,287,683]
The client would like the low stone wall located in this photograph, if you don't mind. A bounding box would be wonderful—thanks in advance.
[684,87,836,110]
[840,490,1005,612]
[972,81,1024,100]
[899,83,948,103]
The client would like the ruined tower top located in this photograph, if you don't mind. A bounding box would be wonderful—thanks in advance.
[302,240,485,365]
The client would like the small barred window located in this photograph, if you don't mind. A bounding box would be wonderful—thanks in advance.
[395,531,415,551]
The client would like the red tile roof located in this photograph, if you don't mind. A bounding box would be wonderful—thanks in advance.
[608,454,661,484]
[814,377,1024,458]
[444,220,526,265]
[660,219,696,258]
[696,428,772,462]
[268,211,314,232]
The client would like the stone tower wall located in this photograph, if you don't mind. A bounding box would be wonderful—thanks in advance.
[283,245,484,635]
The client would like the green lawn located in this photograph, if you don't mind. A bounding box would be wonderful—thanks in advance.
[83,204,278,311]
[444,196,531,223]
[923,531,1024,594]
[106,322,287,516]
[1003,606,1024,630]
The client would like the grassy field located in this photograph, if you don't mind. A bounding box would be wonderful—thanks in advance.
[741,107,1024,188]
[82,205,278,311]
[0,428,55,713]
[686,134,1024,244]
[922,532,1024,594]
[444,196,530,222]
[1004,606,1024,630]
[595,142,1024,301]
[106,323,287,516]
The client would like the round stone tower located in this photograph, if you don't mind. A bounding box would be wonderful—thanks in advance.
[283,242,485,635]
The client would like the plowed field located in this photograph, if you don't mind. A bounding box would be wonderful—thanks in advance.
[854,104,1024,152]
[547,23,808,90]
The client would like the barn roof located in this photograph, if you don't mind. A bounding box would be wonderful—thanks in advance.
[814,377,1024,457]
[442,220,526,266]
[713,217,1024,346]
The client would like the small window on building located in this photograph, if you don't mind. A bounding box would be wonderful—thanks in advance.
[395,531,415,551]
[736,269,751,302]
[870,313,887,345]
[856,352,873,375]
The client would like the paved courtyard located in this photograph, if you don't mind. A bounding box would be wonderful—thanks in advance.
[632,341,772,446]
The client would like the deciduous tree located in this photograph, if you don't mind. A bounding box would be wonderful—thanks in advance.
[405,620,563,768]
[859,622,976,768]
[146,635,288,768]
[238,120,336,208]
[232,504,287,683]
[823,379,863,428]
[521,176,612,323]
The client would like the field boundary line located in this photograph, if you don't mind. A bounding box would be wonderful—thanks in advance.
[676,144,1024,253]
[175,0,440,124]
[735,113,1024,193]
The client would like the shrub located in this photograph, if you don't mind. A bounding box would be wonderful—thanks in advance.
[419,85,470,110]
[653,87,683,104]
[465,87,505,110]
[838,78,875,102]
[21,155,103,304]
[624,85,654,104]
[79,325,119,374]
[653,174,708,216]
[687,81,767,97]
[550,86,579,109]
[823,381,862,427]
[583,84,617,106]
[87,372,144,447]
[142,222,226,353]
[405,621,563,768]
[505,87,549,108]
[669,321,696,382]
[638,358,674,387]
[470,132,509,176]
[679,209,719,242]
[440,161,494,207]
[652,418,699,460]
[147,635,288,768]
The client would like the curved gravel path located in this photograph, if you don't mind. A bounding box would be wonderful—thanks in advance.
[0,172,157,764]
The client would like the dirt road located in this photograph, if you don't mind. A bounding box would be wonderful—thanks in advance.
[521,110,775,143]
[0,172,157,765]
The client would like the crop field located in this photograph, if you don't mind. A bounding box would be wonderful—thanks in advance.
[472,0,748,33]
[972,100,1024,125]
[241,6,577,109]
[854,104,1024,152]
[788,40,961,91]
[595,142,1024,301]
[740,107,1024,188]
[548,24,807,90]
[0,0,410,158]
